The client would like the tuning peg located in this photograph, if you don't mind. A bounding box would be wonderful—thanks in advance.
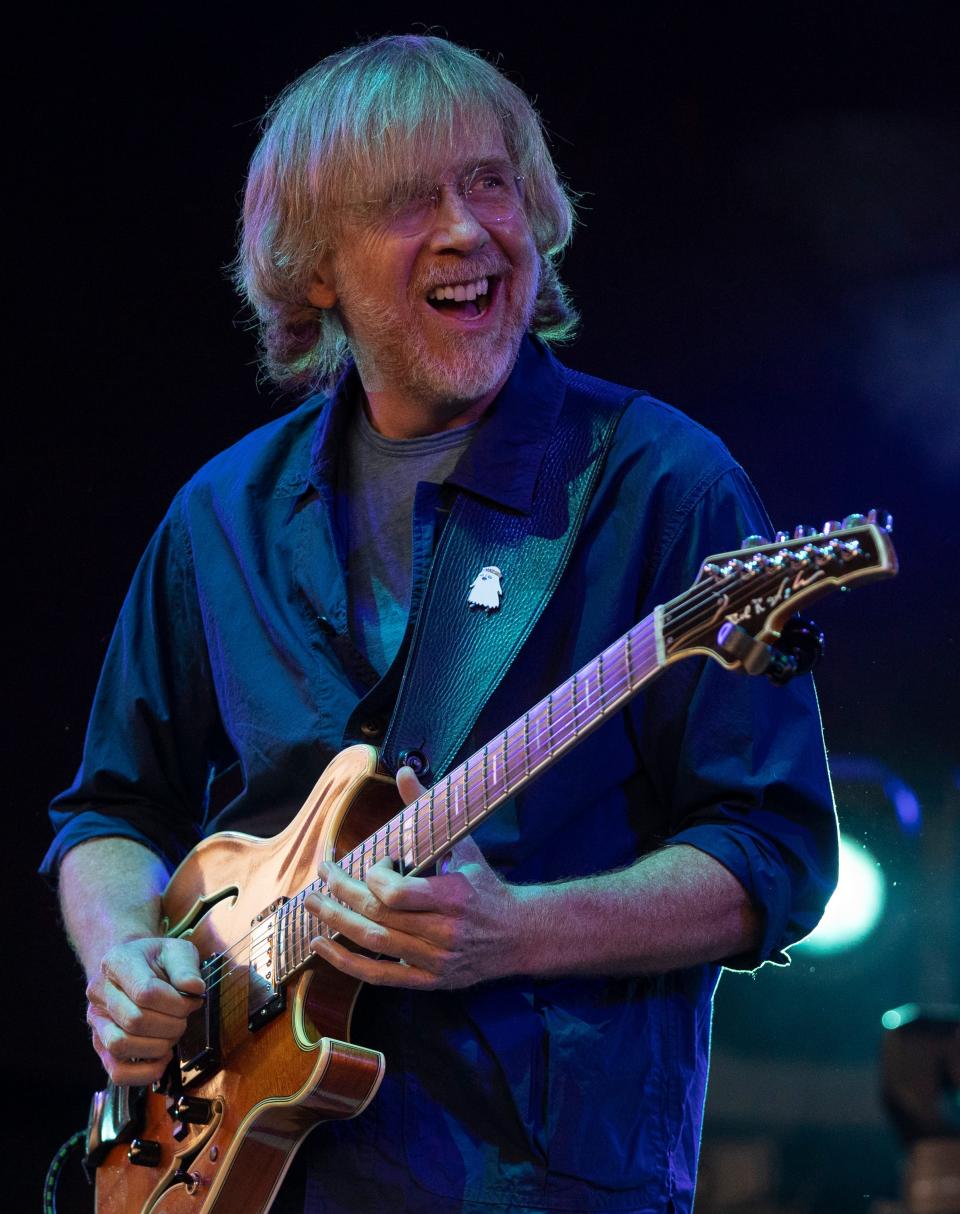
[842,513,866,528]
[821,520,843,534]
[774,530,790,543]
[793,524,817,538]
[742,534,770,548]
[867,508,894,532]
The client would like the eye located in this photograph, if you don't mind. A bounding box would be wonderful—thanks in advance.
[386,185,435,224]
[468,168,508,195]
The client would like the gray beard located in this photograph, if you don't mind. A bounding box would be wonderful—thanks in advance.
[342,282,535,411]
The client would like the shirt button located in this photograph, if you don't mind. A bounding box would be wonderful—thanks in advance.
[359,720,383,739]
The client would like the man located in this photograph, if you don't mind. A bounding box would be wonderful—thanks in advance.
[44,35,837,1214]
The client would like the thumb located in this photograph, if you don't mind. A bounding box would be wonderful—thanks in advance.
[396,764,428,804]
[157,938,205,996]
[438,834,489,876]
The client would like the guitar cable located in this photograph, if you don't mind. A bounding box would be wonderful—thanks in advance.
[42,1129,86,1214]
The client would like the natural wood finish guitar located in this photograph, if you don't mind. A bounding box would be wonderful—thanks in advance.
[86,514,897,1213]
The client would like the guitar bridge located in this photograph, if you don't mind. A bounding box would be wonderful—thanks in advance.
[178,953,222,1087]
[248,898,288,1031]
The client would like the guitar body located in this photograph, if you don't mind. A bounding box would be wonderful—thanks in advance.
[94,745,400,1214]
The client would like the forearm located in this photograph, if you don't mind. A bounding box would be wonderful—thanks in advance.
[59,837,170,979]
[509,844,761,978]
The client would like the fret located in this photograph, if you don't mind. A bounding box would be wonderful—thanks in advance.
[570,672,579,736]
[403,809,417,871]
[444,775,453,845]
[413,798,421,869]
[292,900,302,971]
[396,812,406,875]
[597,651,605,709]
[523,712,531,779]
[296,897,306,969]
[453,771,463,831]
[279,903,290,976]
[299,896,309,966]
[546,695,554,756]
[624,629,634,690]
[501,729,510,793]
[428,785,436,858]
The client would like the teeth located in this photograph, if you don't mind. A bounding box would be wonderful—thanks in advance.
[428,277,490,302]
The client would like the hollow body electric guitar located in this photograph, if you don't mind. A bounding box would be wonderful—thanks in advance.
[85,512,897,1214]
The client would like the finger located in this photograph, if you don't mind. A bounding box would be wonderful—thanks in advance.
[95,979,196,1042]
[316,859,392,922]
[308,890,398,955]
[90,1027,170,1085]
[446,834,487,870]
[90,1016,174,1063]
[157,938,205,996]
[100,951,202,1018]
[311,887,462,972]
[396,764,428,803]
[319,856,467,917]
[311,935,438,990]
[362,859,449,912]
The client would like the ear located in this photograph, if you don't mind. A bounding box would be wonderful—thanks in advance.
[307,261,337,310]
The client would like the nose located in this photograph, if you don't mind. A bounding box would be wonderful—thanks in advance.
[427,185,489,254]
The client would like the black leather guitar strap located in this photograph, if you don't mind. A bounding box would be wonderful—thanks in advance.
[380,371,637,781]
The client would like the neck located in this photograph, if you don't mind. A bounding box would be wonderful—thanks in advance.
[360,383,499,440]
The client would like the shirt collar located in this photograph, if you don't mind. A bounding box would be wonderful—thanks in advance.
[304,335,567,516]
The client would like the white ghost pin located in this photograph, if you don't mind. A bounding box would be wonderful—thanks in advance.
[467,566,503,613]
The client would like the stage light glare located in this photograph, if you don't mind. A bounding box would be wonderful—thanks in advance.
[794,833,886,954]
[881,1003,920,1030]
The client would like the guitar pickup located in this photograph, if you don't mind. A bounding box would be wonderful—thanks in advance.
[248,898,288,1032]
[177,953,221,1088]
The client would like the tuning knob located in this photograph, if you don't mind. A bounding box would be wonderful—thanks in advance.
[821,520,843,534]
[793,524,817,538]
[774,530,790,543]
[741,534,770,548]
[842,513,866,528]
[867,508,894,532]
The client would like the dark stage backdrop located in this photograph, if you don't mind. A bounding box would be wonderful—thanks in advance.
[10,5,959,1211]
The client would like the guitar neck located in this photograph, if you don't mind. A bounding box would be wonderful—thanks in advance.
[273,607,667,984]
[363,609,665,876]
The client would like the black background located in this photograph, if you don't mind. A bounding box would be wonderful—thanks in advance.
[10,4,959,1210]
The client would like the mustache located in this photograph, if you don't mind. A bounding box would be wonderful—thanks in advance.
[414,259,510,294]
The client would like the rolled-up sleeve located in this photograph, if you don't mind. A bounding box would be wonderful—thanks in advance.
[630,464,838,968]
[41,491,226,880]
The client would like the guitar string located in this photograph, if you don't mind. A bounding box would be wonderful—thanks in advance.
[200,550,820,1006]
[199,619,667,1000]
[191,556,808,1001]
[193,550,840,1001]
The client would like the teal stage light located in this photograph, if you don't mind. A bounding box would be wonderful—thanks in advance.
[794,833,886,954]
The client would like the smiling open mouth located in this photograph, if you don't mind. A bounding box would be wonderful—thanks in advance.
[426,275,493,318]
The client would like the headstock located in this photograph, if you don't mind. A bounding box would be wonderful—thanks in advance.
[662,510,898,678]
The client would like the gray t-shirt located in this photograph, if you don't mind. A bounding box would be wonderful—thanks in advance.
[345,405,476,675]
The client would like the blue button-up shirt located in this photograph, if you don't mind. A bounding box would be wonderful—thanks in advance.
[44,338,836,1213]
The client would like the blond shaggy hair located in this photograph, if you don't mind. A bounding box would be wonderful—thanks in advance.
[233,35,579,393]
